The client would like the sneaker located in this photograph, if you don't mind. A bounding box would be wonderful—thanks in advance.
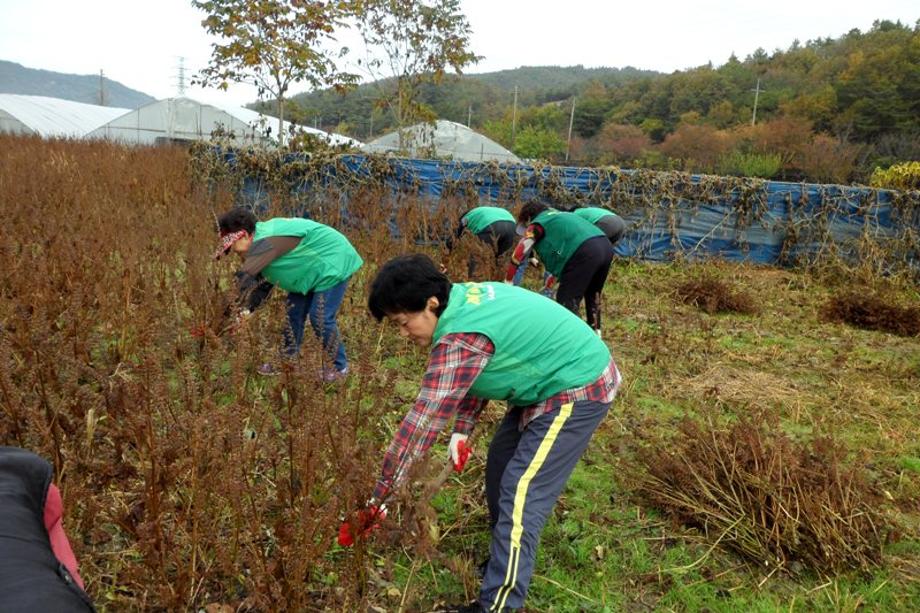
[256,363,278,376]
[321,366,348,383]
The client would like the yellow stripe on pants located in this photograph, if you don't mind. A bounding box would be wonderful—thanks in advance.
[491,402,573,612]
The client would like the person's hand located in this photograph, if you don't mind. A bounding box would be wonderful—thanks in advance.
[188,322,209,338]
[449,433,472,473]
[529,257,540,267]
[338,503,386,546]
[227,308,252,335]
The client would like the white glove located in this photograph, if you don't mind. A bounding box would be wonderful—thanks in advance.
[449,432,471,472]
[529,257,540,267]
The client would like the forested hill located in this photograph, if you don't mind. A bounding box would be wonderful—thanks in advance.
[259,20,918,183]
[271,65,659,139]
[0,60,155,109]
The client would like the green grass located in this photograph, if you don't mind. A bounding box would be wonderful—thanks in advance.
[370,261,920,612]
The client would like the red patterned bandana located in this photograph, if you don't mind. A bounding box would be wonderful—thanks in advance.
[214,230,248,259]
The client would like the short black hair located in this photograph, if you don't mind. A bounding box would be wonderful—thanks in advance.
[217,207,257,234]
[368,254,451,321]
[518,200,549,224]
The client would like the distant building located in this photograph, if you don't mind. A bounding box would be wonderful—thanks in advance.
[84,97,270,145]
[227,105,362,148]
[1,94,361,148]
[0,94,129,138]
[362,120,521,164]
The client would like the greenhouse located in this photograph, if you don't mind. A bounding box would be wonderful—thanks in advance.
[84,97,271,145]
[362,119,520,163]
[0,94,129,138]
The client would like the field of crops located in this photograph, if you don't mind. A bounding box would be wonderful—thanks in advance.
[1,135,918,612]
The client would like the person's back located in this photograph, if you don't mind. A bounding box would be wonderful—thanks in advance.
[529,209,605,277]
[0,447,94,612]
[253,217,363,295]
[571,206,626,245]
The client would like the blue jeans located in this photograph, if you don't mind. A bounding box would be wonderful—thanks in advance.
[512,259,553,296]
[511,261,526,286]
[284,278,349,372]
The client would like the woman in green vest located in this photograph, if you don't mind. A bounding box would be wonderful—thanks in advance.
[570,205,627,247]
[339,254,622,613]
[445,206,523,282]
[505,201,614,333]
[214,208,363,380]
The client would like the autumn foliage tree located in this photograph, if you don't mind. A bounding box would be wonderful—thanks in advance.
[194,0,357,144]
[350,0,480,149]
[658,123,735,173]
[592,123,652,165]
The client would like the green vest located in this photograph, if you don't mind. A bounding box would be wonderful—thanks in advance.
[462,206,515,235]
[432,282,610,405]
[573,207,617,224]
[252,218,363,294]
[532,210,605,277]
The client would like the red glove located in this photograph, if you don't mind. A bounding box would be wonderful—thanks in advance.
[188,322,208,338]
[450,434,472,473]
[338,505,386,547]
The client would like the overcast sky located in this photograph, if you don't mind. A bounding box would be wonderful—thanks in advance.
[0,0,917,108]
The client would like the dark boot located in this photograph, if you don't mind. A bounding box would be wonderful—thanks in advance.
[431,603,484,613]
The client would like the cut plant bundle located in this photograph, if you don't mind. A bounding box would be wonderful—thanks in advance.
[822,290,920,337]
[675,275,759,315]
[633,412,892,574]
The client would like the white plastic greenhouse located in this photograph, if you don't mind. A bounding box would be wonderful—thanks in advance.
[1,94,361,148]
[84,97,271,145]
[362,119,521,163]
[226,105,362,148]
[0,94,130,138]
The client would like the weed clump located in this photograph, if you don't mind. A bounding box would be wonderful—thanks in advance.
[822,290,920,337]
[633,413,891,574]
[675,276,759,315]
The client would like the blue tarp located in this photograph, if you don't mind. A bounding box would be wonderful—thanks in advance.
[226,152,918,271]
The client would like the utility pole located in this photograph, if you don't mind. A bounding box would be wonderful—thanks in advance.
[98,70,106,106]
[751,78,764,126]
[511,85,518,147]
[467,104,472,128]
[565,97,576,162]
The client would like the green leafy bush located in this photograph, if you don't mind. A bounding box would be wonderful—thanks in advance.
[870,161,920,190]
[718,151,783,178]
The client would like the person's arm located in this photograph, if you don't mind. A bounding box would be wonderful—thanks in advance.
[232,235,300,312]
[372,333,494,501]
[504,224,544,281]
[234,272,274,312]
[453,396,487,436]
[444,216,468,254]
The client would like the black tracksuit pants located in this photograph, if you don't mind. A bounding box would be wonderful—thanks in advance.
[555,236,614,330]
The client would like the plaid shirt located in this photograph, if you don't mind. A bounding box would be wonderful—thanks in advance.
[373,332,622,501]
